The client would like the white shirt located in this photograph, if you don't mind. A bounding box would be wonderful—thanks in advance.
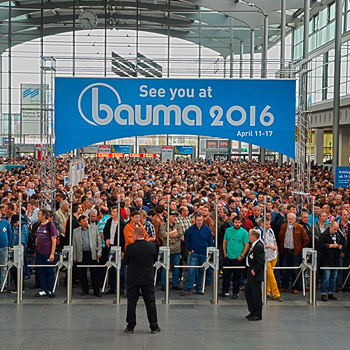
[110,219,118,245]
[265,228,277,261]
[246,239,259,267]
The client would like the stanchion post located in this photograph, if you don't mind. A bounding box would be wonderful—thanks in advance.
[312,196,315,250]
[213,195,219,305]
[116,194,121,304]
[66,246,73,304]
[17,193,23,302]
[15,246,23,303]
[18,193,22,248]
[165,195,170,304]
[67,192,73,304]
[311,196,316,306]
[262,196,267,306]
[68,192,73,247]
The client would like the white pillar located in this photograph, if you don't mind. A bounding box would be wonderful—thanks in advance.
[339,126,350,166]
[314,129,324,165]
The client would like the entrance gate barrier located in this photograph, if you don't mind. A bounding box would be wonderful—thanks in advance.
[154,246,170,303]
[173,247,219,304]
[272,248,317,305]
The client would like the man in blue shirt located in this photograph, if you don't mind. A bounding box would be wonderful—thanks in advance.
[181,214,214,295]
[0,212,12,292]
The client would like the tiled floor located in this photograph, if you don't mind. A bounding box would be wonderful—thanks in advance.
[1,277,350,350]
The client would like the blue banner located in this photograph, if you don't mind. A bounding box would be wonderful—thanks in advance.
[335,166,350,188]
[174,146,193,155]
[55,78,296,157]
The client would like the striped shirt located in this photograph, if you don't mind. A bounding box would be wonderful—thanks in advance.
[176,216,192,236]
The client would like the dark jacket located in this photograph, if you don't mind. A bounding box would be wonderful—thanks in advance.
[318,228,342,267]
[247,240,265,282]
[247,214,261,228]
[103,217,126,251]
[218,221,233,246]
[124,239,157,287]
[63,215,79,246]
[300,221,313,248]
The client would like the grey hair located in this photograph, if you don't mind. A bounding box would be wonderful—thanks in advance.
[60,200,68,208]
[90,208,98,216]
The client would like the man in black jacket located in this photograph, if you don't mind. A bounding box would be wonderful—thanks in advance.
[318,222,342,301]
[124,226,160,334]
[64,203,82,287]
[103,206,126,295]
[244,229,265,321]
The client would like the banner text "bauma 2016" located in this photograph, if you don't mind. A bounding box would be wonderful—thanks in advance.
[55,78,296,157]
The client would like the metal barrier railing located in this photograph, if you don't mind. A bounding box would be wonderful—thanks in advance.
[320,265,350,290]
[173,263,207,295]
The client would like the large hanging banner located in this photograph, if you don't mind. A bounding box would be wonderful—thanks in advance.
[55,78,296,158]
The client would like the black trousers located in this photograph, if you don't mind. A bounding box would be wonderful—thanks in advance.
[222,257,244,294]
[244,268,262,319]
[80,251,100,294]
[126,284,159,331]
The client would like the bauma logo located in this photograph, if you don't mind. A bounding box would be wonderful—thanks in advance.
[78,83,121,126]
[77,82,203,127]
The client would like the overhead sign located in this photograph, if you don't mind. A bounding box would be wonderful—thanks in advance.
[16,144,35,153]
[139,145,162,154]
[111,145,130,153]
[206,140,218,148]
[335,166,350,188]
[55,78,296,157]
[96,153,125,158]
[162,145,173,162]
[219,140,229,148]
[81,145,99,153]
[174,146,193,155]
[99,145,111,153]
[129,153,157,158]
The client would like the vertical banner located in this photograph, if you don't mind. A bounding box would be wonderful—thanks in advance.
[21,84,49,135]
[69,162,77,186]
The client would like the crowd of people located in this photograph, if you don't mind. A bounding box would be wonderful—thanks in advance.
[0,156,348,304]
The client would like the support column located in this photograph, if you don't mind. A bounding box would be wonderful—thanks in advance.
[339,126,350,166]
[332,0,342,173]
[260,16,268,164]
[278,0,286,166]
[198,8,201,78]
[230,17,234,78]
[314,129,324,165]
[239,41,243,78]
[249,29,254,161]
[8,1,12,157]
[0,56,2,146]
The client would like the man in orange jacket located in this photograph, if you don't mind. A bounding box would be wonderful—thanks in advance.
[124,211,149,250]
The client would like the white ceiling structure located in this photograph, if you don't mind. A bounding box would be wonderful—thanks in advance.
[0,0,332,57]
